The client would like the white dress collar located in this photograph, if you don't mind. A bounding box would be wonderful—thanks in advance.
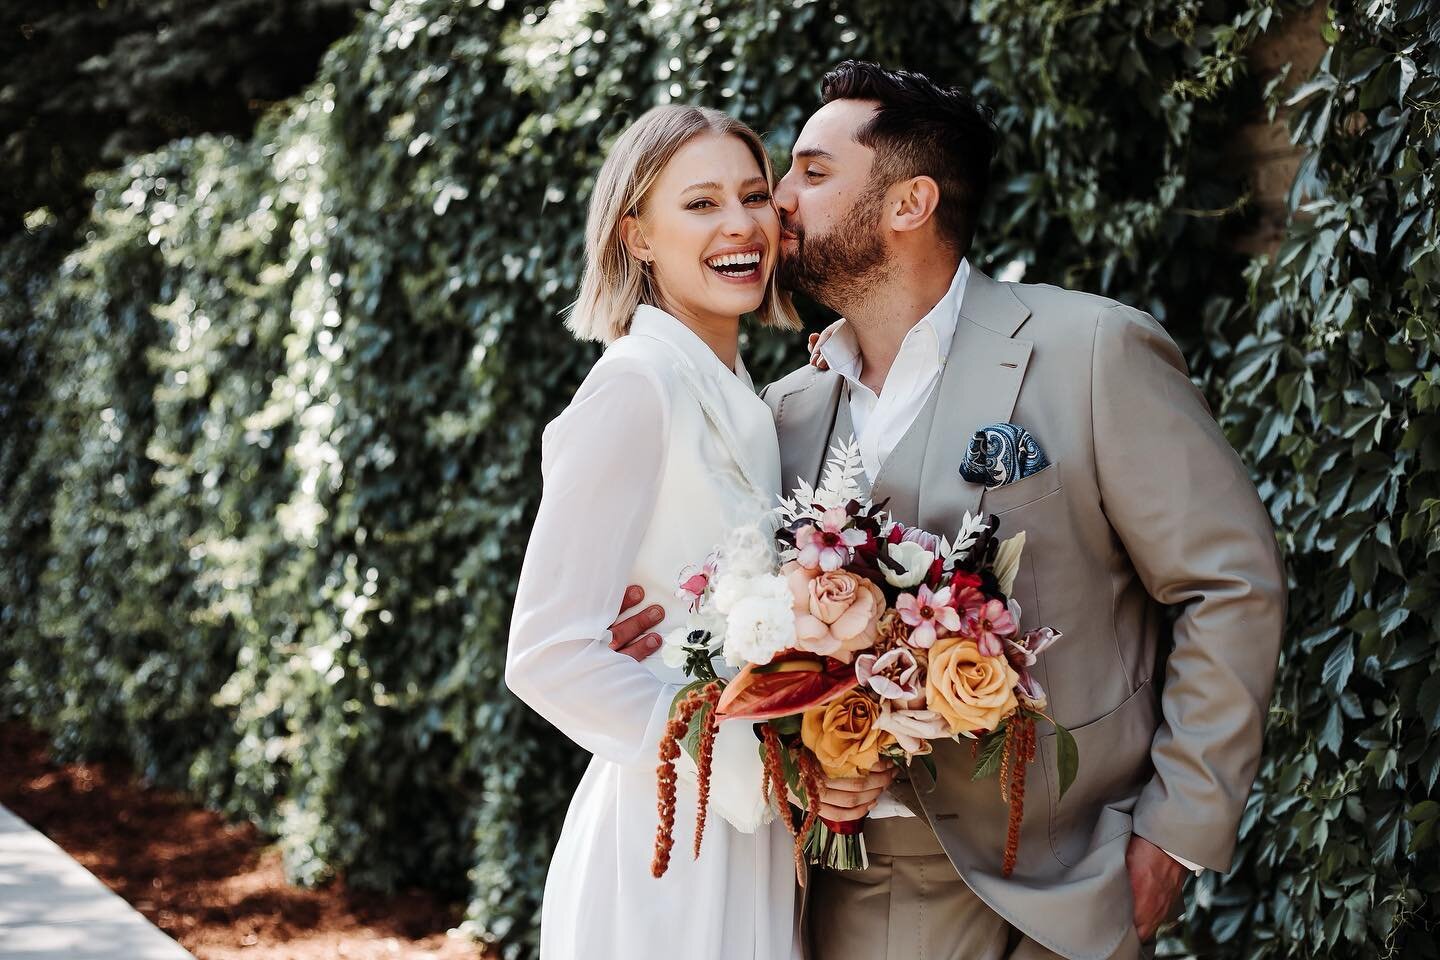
[627,303,755,391]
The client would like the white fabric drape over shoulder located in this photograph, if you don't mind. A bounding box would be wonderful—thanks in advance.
[506,305,801,960]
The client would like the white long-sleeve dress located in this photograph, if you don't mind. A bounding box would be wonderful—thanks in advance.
[505,305,802,960]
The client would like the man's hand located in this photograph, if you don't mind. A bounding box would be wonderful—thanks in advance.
[1126,834,1188,942]
[806,759,896,822]
[607,584,665,662]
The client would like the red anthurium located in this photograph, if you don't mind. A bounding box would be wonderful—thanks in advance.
[714,652,859,722]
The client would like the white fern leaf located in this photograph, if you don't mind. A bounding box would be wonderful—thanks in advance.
[817,436,865,507]
[945,511,988,562]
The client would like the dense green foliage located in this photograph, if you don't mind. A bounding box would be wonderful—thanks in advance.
[1,0,364,228]
[2,1,1434,957]
[1188,3,1440,956]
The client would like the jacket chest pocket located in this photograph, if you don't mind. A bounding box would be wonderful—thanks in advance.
[980,461,1063,517]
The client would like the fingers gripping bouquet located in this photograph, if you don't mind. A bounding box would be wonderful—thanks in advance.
[651,440,1077,883]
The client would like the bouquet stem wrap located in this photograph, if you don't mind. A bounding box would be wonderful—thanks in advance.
[806,815,869,871]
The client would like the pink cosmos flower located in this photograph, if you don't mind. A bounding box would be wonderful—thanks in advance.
[965,598,1018,657]
[895,584,962,649]
[855,647,923,701]
[794,507,867,572]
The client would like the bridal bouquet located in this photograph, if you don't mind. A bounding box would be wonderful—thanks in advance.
[651,440,1077,883]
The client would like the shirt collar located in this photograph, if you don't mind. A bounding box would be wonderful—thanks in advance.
[817,257,970,388]
[625,303,753,389]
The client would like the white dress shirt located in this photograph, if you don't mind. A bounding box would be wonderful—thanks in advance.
[816,260,968,818]
[813,261,1205,875]
[817,259,969,485]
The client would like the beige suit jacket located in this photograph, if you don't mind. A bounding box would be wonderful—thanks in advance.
[762,269,1287,960]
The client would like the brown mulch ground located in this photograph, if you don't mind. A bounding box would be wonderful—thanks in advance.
[0,721,490,959]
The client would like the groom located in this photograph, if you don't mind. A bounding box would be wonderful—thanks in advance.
[756,60,1286,960]
[606,60,1285,960]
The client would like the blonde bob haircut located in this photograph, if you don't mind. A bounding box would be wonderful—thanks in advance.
[568,105,801,344]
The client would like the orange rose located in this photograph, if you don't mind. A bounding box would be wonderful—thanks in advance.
[801,689,895,779]
[925,637,1019,735]
[783,561,885,664]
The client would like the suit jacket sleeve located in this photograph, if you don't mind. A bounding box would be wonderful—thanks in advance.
[1090,303,1287,872]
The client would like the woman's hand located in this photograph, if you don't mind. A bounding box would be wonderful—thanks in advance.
[789,757,897,821]
[608,584,665,661]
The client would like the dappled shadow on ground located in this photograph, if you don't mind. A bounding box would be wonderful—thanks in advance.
[0,722,488,959]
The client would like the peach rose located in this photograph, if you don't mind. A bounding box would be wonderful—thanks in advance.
[801,689,895,779]
[925,637,1020,735]
[783,560,885,664]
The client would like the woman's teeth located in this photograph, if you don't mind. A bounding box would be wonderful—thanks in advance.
[705,251,762,279]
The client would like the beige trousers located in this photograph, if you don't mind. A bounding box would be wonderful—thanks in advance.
[807,816,1150,960]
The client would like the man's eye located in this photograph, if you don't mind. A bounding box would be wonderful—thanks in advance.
[805,169,825,181]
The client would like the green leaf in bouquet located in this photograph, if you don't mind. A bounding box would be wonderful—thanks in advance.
[971,726,1008,781]
[669,679,712,718]
[917,751,938,784]
[774,730,808,806]
[670,679,722,764]
[769,712,802,736]
[1054,723,1079,802]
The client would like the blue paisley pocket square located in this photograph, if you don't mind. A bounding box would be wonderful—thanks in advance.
[959,423,1050,488]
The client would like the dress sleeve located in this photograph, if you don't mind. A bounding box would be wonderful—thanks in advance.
[504,360,678,768]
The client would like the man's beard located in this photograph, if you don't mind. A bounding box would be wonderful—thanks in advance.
[778,184,890,314]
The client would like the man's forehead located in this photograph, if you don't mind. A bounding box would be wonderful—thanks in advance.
[791,99,879,158]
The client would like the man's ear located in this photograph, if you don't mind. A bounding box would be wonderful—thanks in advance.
[620,214,652,263]
[887,176,941,236]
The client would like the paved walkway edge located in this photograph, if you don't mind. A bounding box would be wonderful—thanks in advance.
[0,802,195,959]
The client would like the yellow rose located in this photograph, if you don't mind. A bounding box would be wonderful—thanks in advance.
[801,689,895,779]
[925,637,1019,735]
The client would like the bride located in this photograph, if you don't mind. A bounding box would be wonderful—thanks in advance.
[505,105,803,960]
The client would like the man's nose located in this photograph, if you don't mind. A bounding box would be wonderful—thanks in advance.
[774,171,797,214]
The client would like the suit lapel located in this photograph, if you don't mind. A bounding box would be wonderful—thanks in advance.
[774,369,844,492]
[917,269,1034,541]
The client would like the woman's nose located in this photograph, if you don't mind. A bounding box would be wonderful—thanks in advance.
[721,203,758,238]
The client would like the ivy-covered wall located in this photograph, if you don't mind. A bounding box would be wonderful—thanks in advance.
[1,1,1434,957]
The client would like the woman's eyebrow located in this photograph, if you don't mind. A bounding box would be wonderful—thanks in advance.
[681,177,769,193]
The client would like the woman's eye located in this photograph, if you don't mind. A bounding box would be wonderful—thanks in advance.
[687,198,716,210]
[745,192,772,204]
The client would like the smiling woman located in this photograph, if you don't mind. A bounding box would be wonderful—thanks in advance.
[566,104,799,349]
[504,103,803,960]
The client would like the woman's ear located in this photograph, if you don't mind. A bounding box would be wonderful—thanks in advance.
[620,214,652,264]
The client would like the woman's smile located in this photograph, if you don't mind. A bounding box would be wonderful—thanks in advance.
[703,244,765,284]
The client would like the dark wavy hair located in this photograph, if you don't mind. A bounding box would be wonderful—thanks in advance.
[820,60,997,256]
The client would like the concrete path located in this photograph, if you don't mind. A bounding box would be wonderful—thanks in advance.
[0,803,194,959]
